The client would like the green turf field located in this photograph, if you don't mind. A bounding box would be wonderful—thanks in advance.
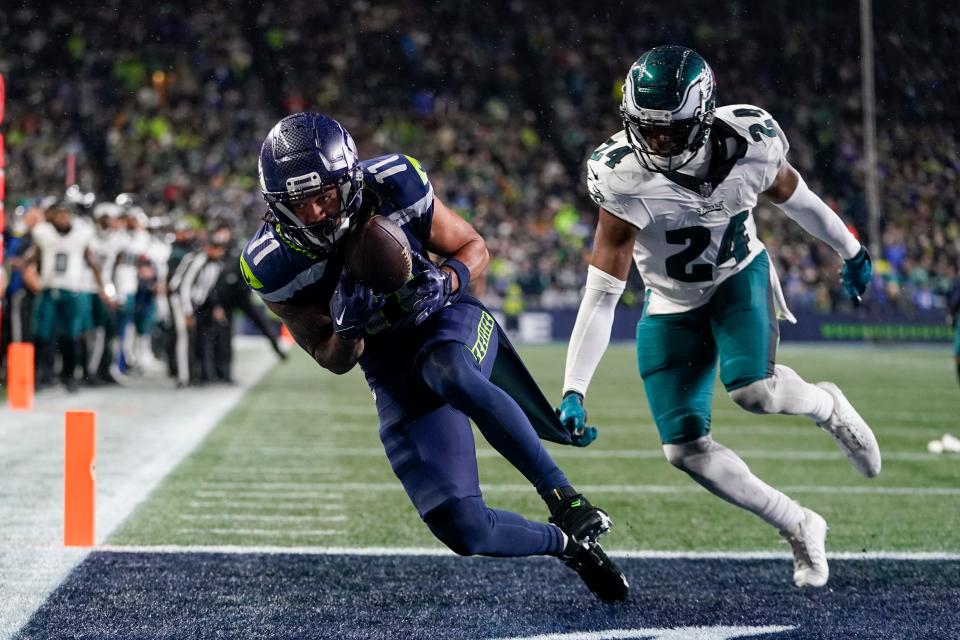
[110,343,960,552]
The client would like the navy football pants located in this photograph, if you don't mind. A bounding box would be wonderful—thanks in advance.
[379,338,568,557]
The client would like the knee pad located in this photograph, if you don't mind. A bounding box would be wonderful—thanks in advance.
[729,378,776,414]
[423,496,492,557]
[662,435,720,471]
[420,343,478,404]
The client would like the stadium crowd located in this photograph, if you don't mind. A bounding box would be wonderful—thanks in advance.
[1,1,957,387]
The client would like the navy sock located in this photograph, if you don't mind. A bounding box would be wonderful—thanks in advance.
[420,342,569,494]
[424,496,565,557]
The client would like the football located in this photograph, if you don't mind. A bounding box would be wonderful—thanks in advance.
[344,215,413,294]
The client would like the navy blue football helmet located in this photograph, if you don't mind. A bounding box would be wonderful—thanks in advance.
[258,113,364,253]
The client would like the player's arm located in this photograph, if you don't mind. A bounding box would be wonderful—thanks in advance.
[556,208,635,445]
[84,247,116,303]
[423,196,489,293]
[264,299,363,374]
[564,207,635,396]
[764,161,871,302]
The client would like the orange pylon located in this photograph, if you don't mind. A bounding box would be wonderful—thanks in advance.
[7,342,35,411]
[64,411,96,547]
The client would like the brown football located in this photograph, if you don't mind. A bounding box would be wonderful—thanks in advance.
[344,215,413,294]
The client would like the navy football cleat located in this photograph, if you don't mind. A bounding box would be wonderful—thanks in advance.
[560,538,630,602]
[546,486,612,543]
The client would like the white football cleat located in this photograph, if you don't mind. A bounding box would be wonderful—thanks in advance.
[816,382,881,478]
[780,507,829,588]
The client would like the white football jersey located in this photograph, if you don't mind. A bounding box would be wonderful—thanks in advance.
[32,218,95,292]
[114,228,152,298]
[587,104,788,314]
[79,224,120,293]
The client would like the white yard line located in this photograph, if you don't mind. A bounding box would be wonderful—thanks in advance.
[91,544,960,561]
[201,445,956,463]
[178,513,347,523]
[174,528,342,537]
[183,481,960,497]
[0,337,278,640]
[185,500,345,511]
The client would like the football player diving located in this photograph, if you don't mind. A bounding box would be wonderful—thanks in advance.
[242,112,628,601]
[558,46,882,588]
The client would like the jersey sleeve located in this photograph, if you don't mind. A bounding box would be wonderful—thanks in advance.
[720,104,790,193]
[239,223,333,305]
[586,153,653,230]
[363,154,436,242]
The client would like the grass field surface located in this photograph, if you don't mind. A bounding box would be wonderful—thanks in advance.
[110,343,960,553]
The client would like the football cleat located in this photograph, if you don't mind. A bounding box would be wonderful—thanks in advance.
[816,382,881,478]
[545,487,612,543]
[780,507,829,588]
[560,537,630,602]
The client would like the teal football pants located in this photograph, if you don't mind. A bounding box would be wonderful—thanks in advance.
[637,251,778,445]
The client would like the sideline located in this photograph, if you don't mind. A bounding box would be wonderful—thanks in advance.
[0,337,280,639]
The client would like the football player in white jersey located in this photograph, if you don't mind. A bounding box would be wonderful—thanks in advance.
[559,46,881,588]
[23,200,112,391]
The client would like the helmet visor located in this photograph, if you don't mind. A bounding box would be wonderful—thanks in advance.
[625,116,699,158]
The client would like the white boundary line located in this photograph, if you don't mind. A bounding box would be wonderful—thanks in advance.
[92,544,960,561]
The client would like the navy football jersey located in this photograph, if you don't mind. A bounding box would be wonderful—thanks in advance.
[240,153,435,310]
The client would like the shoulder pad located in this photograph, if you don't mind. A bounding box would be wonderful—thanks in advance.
[240,222,331,303]
[715,104,789,155]
[362,154,433,207]
[586,131,655,228]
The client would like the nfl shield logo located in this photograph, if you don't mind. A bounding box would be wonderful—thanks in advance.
[699,182,713,197]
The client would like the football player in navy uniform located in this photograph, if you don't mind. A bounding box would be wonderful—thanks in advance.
[560,46,882,588]
[241,112,628,602]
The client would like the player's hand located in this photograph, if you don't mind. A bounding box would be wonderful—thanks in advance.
[840,246,872,305]
[557,391,598,447]
[394,253,452,326]
[330,269,382,340]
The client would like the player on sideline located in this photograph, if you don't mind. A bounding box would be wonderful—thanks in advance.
[242,112,628,601]
[558,46,881,588]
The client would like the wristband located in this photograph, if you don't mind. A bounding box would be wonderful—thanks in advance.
[441,258,470,303]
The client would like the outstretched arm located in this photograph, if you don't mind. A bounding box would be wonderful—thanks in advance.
[764,161,871,302]
[563,207,636,397]
[763,161,862,259]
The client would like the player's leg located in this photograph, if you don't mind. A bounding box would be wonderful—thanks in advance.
[640,303,821,584]
[380,404,564,557]
[419,339,568,495]
[31,290,56,386]
[379,403,627,600]
[58,291,83,391]
[419,340,613,537]
[716,252,880,478]
[953,320,960,388]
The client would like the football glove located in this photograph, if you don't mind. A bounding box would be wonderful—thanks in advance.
[393,253,453,326]
[557,391,598,447]
[330,269,382,340]
[840,246,872,304]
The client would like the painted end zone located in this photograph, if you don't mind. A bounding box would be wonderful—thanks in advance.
[16,554,960,639]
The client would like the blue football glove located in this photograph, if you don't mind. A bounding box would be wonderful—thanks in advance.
[840,246,872,305]
[393,253,453,326]
[329,270,382,340]
[557,391,598,447]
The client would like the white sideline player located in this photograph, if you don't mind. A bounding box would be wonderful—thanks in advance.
[558,45,881,588]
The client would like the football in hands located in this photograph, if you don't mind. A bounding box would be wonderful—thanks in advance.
[344,215,413,294]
